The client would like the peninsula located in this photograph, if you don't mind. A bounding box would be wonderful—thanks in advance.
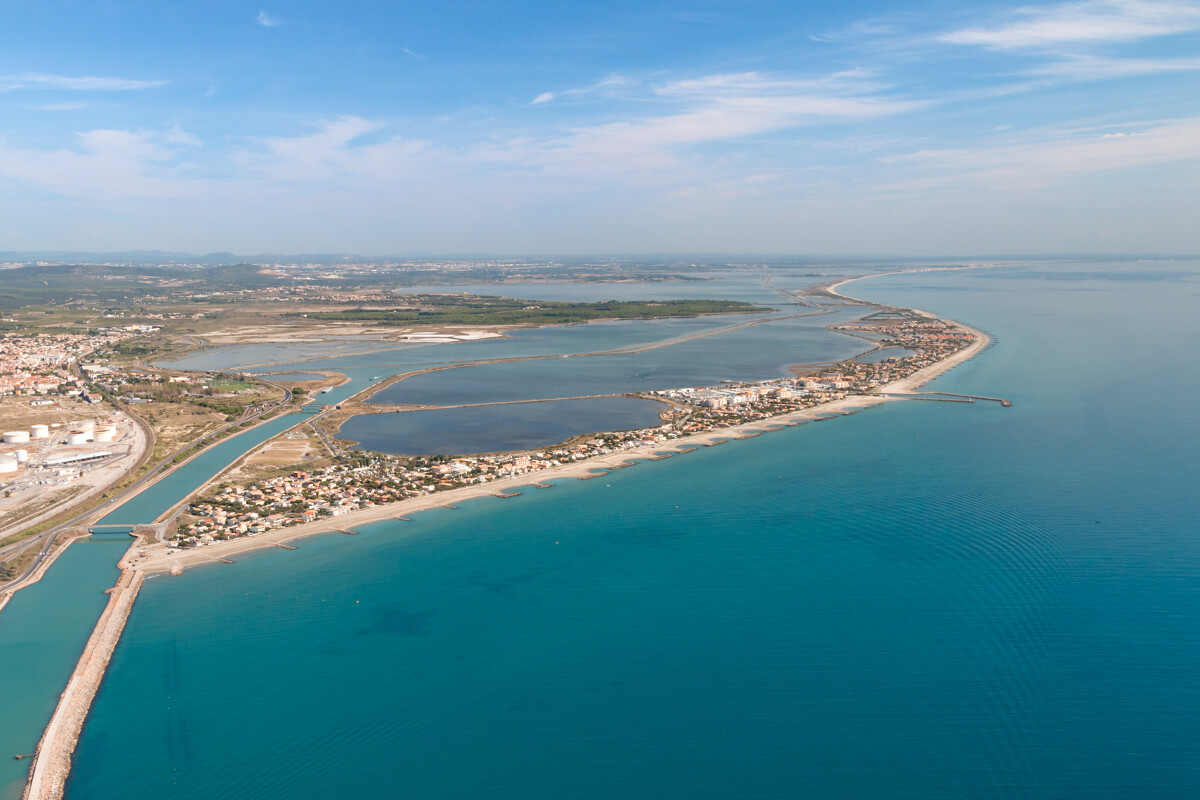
[11,265,999,800]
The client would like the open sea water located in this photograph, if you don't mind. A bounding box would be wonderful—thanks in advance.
[60,261,1200,798]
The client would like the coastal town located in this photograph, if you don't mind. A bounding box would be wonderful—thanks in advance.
[173,311,976,547]
[0,328,154,398]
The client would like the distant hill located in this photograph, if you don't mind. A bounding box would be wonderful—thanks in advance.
[0,251,377,266]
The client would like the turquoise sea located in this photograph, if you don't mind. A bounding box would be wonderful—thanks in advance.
[11,261,1200,799]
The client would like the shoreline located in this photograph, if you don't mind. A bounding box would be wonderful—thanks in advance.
[22,546,143,800]
[132,301,990,576]
[130,390,892,574]
[17,269,992,799]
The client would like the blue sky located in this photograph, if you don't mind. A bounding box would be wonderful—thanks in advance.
[1,0,1198,255]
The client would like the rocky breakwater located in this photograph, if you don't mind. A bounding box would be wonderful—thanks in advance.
[23,563,144,800]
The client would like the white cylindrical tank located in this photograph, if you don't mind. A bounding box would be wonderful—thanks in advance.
[66,431,90,445]
[75,420,96,432]
[0,458,18,474]
[30,424,50,439]
[14,449,28,462]
[93,429,115,443]
[3,430,30,443]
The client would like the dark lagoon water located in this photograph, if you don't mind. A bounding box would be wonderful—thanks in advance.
[160,307,784,373]
[854,346,916,362]
[371,310,868,406]
[38,261,1200,798]
[341,397,668,455]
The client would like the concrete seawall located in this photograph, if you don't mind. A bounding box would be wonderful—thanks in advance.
[23,566,144,800]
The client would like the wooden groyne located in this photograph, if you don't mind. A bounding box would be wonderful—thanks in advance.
[23,569,145,800]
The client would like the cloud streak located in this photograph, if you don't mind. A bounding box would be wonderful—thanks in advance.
[510,71,926,178]
[878,116,1200,192]
[0,128,199,199]
[941,0,1200,49]
[0,73,166,92]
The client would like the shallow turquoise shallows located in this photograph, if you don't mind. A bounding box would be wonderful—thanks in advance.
[56,262,1200,798]
[0,539,127,800]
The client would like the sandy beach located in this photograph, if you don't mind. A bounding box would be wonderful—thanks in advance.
[130,345,987,577]
[16,271,995,800]
[131,392,883,574]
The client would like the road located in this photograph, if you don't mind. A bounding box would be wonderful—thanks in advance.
[0,376,294,592]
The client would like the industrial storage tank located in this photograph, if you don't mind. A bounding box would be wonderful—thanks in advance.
[66,431,90,445]
[3,430,30,444]
[75,420,96,432]
[30,424,50,439]
[14,449,28,462]
[93,429,115,443]
[0,458,17,474]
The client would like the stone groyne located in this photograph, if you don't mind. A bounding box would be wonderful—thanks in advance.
[23,566,144,800]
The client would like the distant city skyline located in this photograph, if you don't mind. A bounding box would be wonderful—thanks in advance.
[2,0,1199,255]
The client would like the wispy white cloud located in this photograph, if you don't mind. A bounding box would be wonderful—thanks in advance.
[941,0,1200,49]
[256,10,282,27]
[244,117,430,184]
[0,127,200,199]
[1029,54,1200,78]
[402,46,425,59]
[29,102,87,112]
[877,116,1200,192]
[529,75,637,105]
[0,72,166,92]
[507,72,926,178]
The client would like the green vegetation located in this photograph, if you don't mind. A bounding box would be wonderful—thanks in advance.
[301,296,761,326]
[207,376,254,391]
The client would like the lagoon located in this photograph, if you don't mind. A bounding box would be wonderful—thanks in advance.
[340,396,668,455]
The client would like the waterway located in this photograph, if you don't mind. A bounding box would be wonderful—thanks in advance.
[0,539,126,800]
[60,260,1200,798]
[97,411,314,527]
[340,396,668,456]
